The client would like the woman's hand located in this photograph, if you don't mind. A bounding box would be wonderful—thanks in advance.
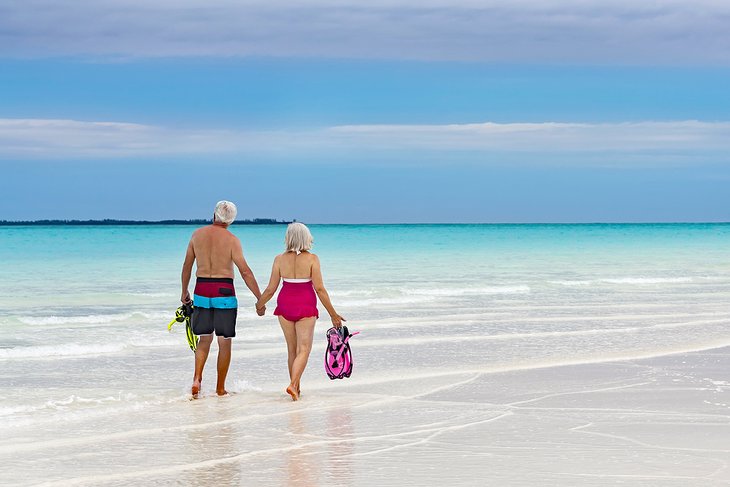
[331,313,346,329]
[255,301,266,316]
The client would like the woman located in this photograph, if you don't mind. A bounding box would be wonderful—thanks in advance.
[256,223,345,401]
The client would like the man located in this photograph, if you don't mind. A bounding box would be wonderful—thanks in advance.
[181,200,263,398]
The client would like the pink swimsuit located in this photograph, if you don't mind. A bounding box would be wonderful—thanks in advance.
[274,279,319,322]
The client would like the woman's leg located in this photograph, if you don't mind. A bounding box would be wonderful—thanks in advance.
[278,317,297,382]
[288,317,317,400]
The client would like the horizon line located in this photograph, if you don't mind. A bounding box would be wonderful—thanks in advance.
[2,219,729,226]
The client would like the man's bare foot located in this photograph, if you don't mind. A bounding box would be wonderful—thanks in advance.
[286,386,299,401]
[216,389,229,397]
[191,380,201,399]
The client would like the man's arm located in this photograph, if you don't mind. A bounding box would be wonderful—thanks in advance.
[181,239,195,303]
[232,238,262,299]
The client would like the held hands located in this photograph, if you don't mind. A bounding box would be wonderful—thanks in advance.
[255,300,266,316]
[331,313,346,329]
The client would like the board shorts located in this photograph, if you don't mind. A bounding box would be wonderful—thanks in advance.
[191,277,238,338]
[274,279,319,322]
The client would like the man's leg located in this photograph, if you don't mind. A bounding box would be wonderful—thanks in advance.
[192,334,214,398]
[216,336,232,396]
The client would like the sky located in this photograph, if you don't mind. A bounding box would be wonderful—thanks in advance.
[1,0,729,223]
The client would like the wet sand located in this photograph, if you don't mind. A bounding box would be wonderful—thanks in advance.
[6,346,730,486]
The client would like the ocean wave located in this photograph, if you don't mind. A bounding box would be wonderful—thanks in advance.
[118,292,175,298]
[0,343,127,359]
[403,286,530,296]
[0,393,137,418]
[328,289,378,297]
[550,277,696,287]
[0,339,177,360]
[15,311,167,326]
[336,296,434,307]
[335,286,530,307]
[549,280,594,287]
[331,285,530,301]
[601,277,694,284]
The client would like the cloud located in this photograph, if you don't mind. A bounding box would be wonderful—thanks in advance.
[1,118,729,166]
[328,121,730,152]
[1,1,729,64]
[0,118,265,157]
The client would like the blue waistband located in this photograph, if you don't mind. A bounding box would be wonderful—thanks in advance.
[193,295,238,309]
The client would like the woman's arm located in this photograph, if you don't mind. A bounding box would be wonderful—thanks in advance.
[311,255,345,328]
[256,256,281,314]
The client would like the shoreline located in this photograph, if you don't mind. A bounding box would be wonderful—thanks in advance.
[7,346,730,486]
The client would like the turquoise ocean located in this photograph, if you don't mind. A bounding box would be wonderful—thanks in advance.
[2,223,730,485]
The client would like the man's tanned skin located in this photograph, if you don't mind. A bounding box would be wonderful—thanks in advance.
[181,216,262,398]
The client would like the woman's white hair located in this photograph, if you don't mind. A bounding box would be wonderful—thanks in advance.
[214,200,237,225]
[285,222,313,252]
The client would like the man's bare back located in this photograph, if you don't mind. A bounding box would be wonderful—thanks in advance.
[181,222,261,304]
[190,224,238,278]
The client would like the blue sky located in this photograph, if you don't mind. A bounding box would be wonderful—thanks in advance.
[1,1,729,223]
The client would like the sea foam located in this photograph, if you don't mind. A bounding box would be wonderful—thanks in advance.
[15,311,167,326]
[0,339,176,360]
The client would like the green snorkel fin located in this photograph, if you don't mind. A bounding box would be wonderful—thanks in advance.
[167,302,198,352]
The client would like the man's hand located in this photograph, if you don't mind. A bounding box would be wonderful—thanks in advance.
[181,290,191,304]
[256,304,266,316]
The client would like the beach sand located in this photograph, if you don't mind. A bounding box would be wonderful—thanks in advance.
[6,346,730,486]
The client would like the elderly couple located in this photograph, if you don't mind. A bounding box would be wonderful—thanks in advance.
[181,201,345,401]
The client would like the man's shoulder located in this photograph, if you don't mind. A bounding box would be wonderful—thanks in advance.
[191,225,211,238]
[195,224,234,234]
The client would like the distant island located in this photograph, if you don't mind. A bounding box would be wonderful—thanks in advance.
[0,218,292,226]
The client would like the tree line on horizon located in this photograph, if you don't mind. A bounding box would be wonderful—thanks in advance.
[0,218,292,226]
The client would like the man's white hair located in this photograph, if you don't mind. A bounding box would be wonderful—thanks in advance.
[214,200,237,225]
[285,222,313,252]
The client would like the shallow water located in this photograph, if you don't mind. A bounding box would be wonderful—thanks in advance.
[2,223,730,485]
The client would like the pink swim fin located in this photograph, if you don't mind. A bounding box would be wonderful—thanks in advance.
[324,326,359,380]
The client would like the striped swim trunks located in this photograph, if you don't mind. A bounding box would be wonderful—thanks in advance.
[191,277,238,338]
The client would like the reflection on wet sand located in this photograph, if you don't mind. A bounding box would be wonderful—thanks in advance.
[285,404,355,487]
[325,406,354,485]
[286,410,319,487]
[184,401,242,487]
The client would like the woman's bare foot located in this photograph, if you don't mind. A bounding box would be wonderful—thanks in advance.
[191,380,201,399]
[286,385,299,401]
[216,389,229,397]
